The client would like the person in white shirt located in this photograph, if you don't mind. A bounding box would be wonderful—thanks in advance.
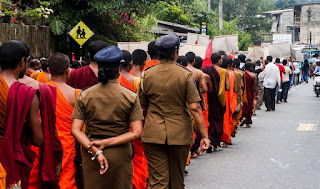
[293,61,301,85]
[281,59,292,102]
[258,56,281,111]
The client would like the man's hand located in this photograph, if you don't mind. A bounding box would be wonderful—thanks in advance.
[200,138,210,152]
[96,153,108,175]
[88,140,106,151]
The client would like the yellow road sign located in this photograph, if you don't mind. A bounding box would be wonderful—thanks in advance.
[69,21,94,46]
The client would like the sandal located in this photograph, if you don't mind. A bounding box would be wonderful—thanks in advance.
[239,118,247,127]
[213,147,223,152]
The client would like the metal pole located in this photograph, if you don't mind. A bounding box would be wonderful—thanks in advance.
[219,0,223,30]
[80,45,83,61]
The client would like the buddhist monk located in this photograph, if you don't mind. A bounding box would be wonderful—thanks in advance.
[220,58,237,147]
[185,52,212,157]
[47,53,80,189]
[118,50,149,189]
[231,58,244,137]
[0,40,43,189]
[30,60,51,83]
[67,40,108,89]
[202,53,228,152]
[242,63,258,127]
[143,41,160,71]
[25,59,40,76]
[130,49,147,77]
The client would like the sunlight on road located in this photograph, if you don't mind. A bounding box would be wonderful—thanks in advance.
[297,122,318,131]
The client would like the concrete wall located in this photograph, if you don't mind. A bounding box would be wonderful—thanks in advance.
[278,11,294,34]
[300,4,320,44]
[0,24,55,58]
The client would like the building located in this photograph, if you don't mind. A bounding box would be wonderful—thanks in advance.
[262,9,294,43]
[152,20,200,41]
[293,3,320,45]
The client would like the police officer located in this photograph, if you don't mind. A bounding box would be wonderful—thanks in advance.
[139,34,210,189]
[71,46,144,189]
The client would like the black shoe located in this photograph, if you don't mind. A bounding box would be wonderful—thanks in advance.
[185,170,188,175]
[207,145,213,153]
[272,109,275,111]
[266,109,271,111]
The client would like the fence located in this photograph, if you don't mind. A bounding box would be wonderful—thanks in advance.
[0,23,55,58]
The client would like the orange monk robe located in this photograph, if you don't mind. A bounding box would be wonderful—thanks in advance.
[232,71,243,135]
[143,60,159,71]
[25,69,33,77]
[218,68,227,107]
[48,81,80,189]
[0,76,9,188]
[118,75,148,189]
[31,72,49,83]
[221,72,237,144]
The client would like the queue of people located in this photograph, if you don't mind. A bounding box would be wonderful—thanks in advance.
[0,34,298,189]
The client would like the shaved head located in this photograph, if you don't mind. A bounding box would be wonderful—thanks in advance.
[48,52,70,76]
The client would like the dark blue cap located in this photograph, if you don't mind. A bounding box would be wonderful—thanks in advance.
[93,46,123,64]
[155,34,180,50]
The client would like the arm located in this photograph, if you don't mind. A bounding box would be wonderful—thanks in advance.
[89,121,143,148]
[204,74,212,93]
[71,119,108,175]
[260,57,265,70]
[200,74,210,94]
[29,95,43,147]
[188,103,210,151]
[254,75,258,97]
[225,72,230,91]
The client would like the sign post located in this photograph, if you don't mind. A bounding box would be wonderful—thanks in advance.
[69,21,94,61]
[201,22,207,35]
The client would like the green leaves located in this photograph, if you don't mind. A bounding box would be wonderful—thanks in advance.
[49,18,66,35]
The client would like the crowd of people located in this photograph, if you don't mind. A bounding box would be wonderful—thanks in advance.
[0,34,301,189]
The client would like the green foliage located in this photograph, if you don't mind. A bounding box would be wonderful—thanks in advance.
[0,0,13,16]
[134,14,157,41]
[49,17,66,35]
[24,8,41,19]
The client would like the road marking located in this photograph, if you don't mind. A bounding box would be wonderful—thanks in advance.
[297,122,318,131]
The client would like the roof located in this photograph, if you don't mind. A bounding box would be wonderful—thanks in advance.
[263,9,293,15]
[156,20,199,33]
[293,3,320,7]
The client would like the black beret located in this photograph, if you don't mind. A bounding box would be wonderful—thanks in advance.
[155,34,180,50]
[93,46,123,64]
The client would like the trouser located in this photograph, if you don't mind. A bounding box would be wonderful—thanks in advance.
[289,76,293,86]
[276,83,282,103]
[302,72,309,82]
[282,81,290,101]
[264,87,276,110]
[144,143,190,189]
[293,73,299,85]
[257,82,264,109]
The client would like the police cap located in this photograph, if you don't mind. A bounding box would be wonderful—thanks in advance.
[93,46,123,65]
[155,34,180,50]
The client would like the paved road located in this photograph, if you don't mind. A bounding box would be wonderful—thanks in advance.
[185,82,320,189]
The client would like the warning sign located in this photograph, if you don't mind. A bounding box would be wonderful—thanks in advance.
[69,21,94,46]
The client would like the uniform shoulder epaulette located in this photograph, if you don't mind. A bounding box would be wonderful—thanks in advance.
[177,64,192,72]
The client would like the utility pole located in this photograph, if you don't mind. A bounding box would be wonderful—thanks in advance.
[307,7,312,45]
[219,0,223,30]
[208,0,211,11]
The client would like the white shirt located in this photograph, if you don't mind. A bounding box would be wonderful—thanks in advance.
[282,66,292,82]
[258,63,281,89]
[293,62,301,74]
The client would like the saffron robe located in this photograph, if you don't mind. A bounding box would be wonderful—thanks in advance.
[202,66,225,147]
[242,72,255,124]
[118,75,148,189]
[48,81,80,189]
[67,65,98,89]
[0,82,37,189]
[31,72,49,83]
[221,72,237,144]
[0,76,9,144]
[0,75,9,188]
[29,83,63,188]
[143,60,159,71]
[218,68,227,107]
[25,69,33,77]
[232,71,243,135]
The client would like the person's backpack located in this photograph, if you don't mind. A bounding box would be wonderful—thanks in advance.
[303,62,309,70]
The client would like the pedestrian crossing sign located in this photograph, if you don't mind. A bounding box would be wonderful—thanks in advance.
[69,21,94,46]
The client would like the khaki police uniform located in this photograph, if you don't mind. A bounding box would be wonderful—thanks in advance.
[72,80,144,189]
[139,59,201,189]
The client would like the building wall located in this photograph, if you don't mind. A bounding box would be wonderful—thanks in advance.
[300,4,320,44]
[278,11,294,34]
[0,24,55,58]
